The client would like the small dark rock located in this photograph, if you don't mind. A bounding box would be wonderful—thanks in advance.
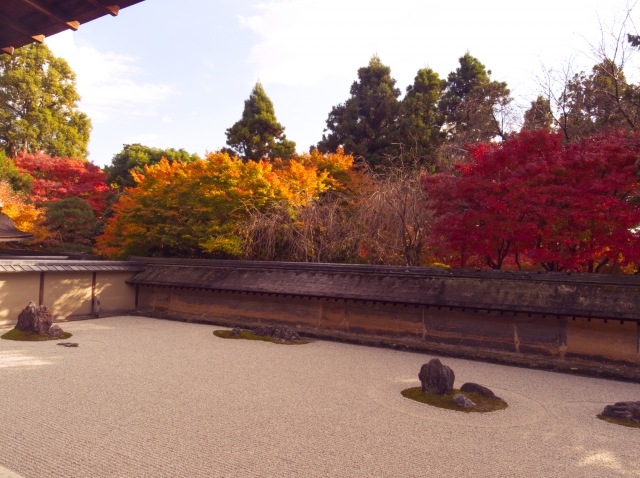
[47,324,64,338]
[601,401,640,424]
[453,393,476,408]
[229,327,242,337]
[16,301,53,335]
[252,325,300,342]
[57,343,78,347]
[418,358,455,395]
[460,382,504,402]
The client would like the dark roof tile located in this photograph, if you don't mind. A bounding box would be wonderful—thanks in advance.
[126,259,640,321]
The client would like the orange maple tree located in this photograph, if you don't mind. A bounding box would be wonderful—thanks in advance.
[0,181,47,242]
[95,150,356,259]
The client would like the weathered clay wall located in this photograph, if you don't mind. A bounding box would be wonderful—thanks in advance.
[567,319,639,364]
[44,271,93,318]
[127,257,640,320]
[136,286,640,372]
[95,272,138,314]
[0,270,138,325]
[0,272,40,326]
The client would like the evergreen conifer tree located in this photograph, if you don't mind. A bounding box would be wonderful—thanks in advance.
[317,55,401,168]
[398,68,446,166]
[523,96,553,131]
[439,53,511,146]
[225,82,295,161]
[44,197,98,252]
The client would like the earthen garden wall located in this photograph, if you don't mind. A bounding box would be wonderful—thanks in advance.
[135,285,640,374]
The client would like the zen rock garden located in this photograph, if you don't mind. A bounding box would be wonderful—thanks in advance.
[402,358,639,428]
[1,301,72,342]
[214,324,311,344]
[402,358,508,413]
[213,327,640,427]
[3,303,636,430]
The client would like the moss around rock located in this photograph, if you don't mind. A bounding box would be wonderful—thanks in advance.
[213,329,311,345]
[597,414,640,429]
[401,387,508,413]
[1,328,72,341]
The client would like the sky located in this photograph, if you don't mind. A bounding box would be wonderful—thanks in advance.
[44,0,636,166]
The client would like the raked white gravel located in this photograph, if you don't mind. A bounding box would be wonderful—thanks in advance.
[0,316,638,477]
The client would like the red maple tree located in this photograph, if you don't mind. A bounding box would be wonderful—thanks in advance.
[423,129,640,272]
[13,152,112,217]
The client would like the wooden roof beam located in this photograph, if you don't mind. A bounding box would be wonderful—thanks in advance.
[86,0,120,17]
[0,15,45,43]
[15,0,80,31]
[2,47,15,56]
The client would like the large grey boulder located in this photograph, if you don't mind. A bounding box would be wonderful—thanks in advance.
[252,325,301,342]
[601,401,640,423]
[418,358,455,395]
[460,382,504,402]
[16,302,53,335]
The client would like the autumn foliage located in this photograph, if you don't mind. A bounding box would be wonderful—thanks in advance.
[95,150,355,259]
[13,152,112,216]
[2,124,637,274]
[423,129,640,272]
[0,181,47,242]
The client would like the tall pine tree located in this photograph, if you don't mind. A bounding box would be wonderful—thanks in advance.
[438,53,511,148]
[397,67,446,167]
[317,55,401,168]
[523,96,553,131]
[225,82,295,161]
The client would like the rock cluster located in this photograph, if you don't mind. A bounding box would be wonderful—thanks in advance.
[418,358,455,395]
[229,327,242,337]
[460,382,504,402]
[252,325,301,342]
[16,301,64,337]
[453,394,476,408]
[601,401,640,424]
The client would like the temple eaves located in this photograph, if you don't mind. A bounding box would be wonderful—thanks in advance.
[1,0,145,55]
[0,211,33,242]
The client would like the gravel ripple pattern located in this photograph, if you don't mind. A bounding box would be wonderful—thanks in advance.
[0,316,639,477]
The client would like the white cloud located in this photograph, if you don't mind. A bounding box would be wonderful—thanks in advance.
[239,0,617,92]
[46,32,172,123]
[123,133,161,146]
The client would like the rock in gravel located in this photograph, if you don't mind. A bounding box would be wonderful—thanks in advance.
[16,301,53,335]
[601,401,640,423]
[252,325,301,342]
[57,343,78,348]
[47,324,64,338]
[460,382,504,402]
[453,394,476,408]
[229,327,242,337]
[418,358,455,395]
